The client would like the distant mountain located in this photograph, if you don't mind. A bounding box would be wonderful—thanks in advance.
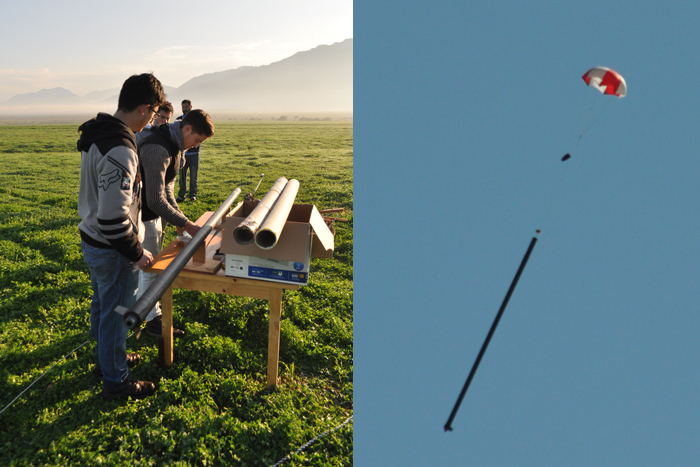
[0,40,352,114]
[3,87,81,105]
[172,39,353,111]
[81,88,119,102]
[83,85,179,105]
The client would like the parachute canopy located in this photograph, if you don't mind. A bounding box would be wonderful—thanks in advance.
[582,67,626,98]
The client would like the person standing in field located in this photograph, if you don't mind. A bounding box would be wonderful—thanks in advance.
[135,101,174,145]
[77,73,166,400]
[176,99,202,202]
[137,109,215,338]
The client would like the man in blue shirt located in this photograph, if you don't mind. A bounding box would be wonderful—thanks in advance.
[176,99,201,201]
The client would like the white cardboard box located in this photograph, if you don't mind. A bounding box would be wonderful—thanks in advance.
[219,201,334,285]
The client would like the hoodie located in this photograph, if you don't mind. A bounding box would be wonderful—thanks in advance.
[77,113,144,262]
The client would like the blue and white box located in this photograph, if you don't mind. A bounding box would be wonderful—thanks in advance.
[220,202,334,286]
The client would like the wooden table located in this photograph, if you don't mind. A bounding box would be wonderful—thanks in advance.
[146,213,299,388]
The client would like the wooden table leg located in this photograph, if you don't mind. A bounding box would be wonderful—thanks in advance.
[161,287,174,367]
[267,289,283,389]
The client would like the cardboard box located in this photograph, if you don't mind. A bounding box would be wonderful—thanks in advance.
[219,200,334,285]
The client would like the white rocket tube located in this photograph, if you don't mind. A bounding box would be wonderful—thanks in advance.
[233,176,288,244]
[254,179,300,249]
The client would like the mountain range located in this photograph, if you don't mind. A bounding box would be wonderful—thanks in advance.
[0,39,352,114]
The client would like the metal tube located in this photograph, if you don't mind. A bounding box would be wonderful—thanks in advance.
[233,177,288,245]
[115,187,242,329]
[444,235,538,432]
[255,179,299,249]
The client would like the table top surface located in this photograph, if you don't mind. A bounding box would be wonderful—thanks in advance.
[147,211,300,291]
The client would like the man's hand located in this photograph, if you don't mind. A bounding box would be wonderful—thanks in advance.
[136,249,154,270]
[176,226,184,235]
[184,220,201,237]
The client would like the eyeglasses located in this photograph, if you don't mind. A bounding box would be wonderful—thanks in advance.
[149,106,159,116]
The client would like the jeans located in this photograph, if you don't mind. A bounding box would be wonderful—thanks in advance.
[81,241,139,392]
[178,152,199,199]
[137,218,164,322]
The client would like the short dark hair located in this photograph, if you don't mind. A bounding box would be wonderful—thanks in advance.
[181,109,214,137]
[158,102,174,114]
[118,73,166,112]
[181,99,192,106]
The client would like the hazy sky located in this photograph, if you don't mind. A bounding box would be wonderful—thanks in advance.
[0,0,352,102]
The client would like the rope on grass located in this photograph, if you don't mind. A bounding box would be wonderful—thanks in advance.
[271,414,353,467]
[0,338,91,416]
[0,330,139,416]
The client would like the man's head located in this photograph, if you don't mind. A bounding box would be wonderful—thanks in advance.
[181,99,192,115]
[117,73,166,132]
[153,102,173,125]
[181,109,214,150]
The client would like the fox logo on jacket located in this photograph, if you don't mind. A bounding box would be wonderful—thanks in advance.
[98,168,121,191]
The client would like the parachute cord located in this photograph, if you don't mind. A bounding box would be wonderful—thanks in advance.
[570,134,583,155]
[580,97,613,137]
[579,85,592,137]
[537,78,620,237]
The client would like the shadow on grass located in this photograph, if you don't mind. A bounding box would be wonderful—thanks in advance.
[0,211,80,244]
[0,281,90,327]
[0,376,106,465]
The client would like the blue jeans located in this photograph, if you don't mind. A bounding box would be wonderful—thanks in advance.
[81,241,139,392]
[178,153,199,199]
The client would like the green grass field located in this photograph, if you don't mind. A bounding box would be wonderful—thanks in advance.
[0,122,353,466]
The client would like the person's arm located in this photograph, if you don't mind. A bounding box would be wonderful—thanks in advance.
[95,146,145,262]
[140,144,189,227]
[165,180,181,214]
[166,179,201,237]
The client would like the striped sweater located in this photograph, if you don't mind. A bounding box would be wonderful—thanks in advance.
[138,122,188,226]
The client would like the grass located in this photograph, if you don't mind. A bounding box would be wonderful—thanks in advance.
[0,122,353,466]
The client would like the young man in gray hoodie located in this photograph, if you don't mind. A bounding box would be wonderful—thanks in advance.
[136,109,215,337]
[77,73,166,400]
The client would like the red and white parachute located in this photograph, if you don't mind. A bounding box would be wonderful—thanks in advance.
[582,67,626,98]
[561,66,627,161]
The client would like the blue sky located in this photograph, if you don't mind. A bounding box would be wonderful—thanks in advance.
[356,1,700,465]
